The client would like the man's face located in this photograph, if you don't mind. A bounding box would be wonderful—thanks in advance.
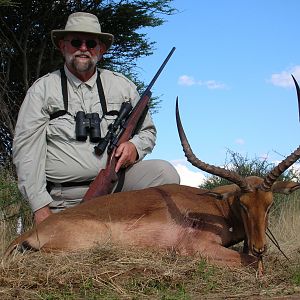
[59,33,106,79]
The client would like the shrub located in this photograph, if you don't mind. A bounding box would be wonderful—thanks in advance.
[0,163,32,251]
[200,149,299,190]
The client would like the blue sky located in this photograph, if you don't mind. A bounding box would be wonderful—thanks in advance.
[135,0,300,186]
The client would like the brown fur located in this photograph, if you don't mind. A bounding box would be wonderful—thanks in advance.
[5,177,299,268]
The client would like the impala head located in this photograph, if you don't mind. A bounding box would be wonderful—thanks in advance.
[235,176,272,256]
[176,75,300,258]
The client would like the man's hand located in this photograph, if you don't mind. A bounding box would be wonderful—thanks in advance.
[115,141,138,172]
[34,206,52,225]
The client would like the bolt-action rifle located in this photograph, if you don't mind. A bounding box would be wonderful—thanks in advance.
[83,47,176,202]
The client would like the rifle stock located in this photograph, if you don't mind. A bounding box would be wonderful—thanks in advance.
[82,47,175,201]
[83,149,118,201]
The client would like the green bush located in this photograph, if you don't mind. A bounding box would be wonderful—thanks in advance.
[200,149,299,190]
[0,163,32,249]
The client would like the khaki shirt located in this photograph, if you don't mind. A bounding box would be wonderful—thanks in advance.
[13,66,156,212]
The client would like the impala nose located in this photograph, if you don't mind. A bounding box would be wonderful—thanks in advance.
[252,245,266,256]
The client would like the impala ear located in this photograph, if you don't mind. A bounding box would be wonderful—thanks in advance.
[202,191,224,200]
[271,181,300,195]
[200,190,238,201]
[200,184,241,201]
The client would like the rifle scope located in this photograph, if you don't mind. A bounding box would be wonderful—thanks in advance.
[94,101,132,156]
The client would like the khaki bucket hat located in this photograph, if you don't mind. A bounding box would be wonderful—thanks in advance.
[51,12,114,50]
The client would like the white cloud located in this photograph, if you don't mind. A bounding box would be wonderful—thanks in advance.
[178,75,227,89]
[171,161,206,187]
[178,75,196,86]
[199,80,227,90]
[269,65,300,87]
[235,138,245,145]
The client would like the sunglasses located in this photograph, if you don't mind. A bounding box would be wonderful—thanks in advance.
[64,39,98,49]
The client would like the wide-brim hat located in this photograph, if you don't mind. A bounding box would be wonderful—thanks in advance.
[51,12,114,51]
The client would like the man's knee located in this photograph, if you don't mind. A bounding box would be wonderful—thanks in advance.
[121,159,180,192]
[153,159,180,185]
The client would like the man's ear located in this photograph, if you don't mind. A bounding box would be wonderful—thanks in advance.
[98,41,107,56]
[58,39,65,54]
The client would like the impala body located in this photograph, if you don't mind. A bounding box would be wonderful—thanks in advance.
[4,77,300,269]
[4,177,299,267]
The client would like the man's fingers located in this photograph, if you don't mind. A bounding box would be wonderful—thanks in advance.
[115,142,137,172]
[115,143,125,157]
[115,151,126,172]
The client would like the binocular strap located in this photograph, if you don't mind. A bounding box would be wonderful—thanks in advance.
[50,69,108,121]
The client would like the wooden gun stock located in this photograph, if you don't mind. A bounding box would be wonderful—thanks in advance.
[83,149,118,201]
[83,47,175,201]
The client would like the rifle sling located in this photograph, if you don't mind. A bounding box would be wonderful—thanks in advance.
[113,168,126,193]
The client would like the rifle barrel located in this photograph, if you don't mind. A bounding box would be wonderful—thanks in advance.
[146,47,176,92]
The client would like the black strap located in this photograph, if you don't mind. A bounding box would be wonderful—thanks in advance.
[50,110,68,120]
[49,69,108,120]
[47,174,125,194]
[46,180,93,193]
[60,68,68,111]
[113,169,126,193]
[96,72,107,115]
[49,68,68,120]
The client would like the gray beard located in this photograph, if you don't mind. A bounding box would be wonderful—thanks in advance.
[65,53,98,73]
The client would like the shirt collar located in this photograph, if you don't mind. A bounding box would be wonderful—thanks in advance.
[64,65,98,89]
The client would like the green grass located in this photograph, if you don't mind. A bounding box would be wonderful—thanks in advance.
[292,265,300,286]
[0,167,32,255]
[195,259,217,292]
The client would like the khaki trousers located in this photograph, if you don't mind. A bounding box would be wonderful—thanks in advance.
[49,159,180,211]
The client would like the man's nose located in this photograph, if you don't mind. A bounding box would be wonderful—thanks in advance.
[79,41,88,51]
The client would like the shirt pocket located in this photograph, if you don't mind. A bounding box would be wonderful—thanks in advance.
[47,114,76,141]
[101,98,121,126]
[106,98,124,115]
[100,98,132,136]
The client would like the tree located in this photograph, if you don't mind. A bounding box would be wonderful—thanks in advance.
[0,0,13,5]
[0,0,176,164]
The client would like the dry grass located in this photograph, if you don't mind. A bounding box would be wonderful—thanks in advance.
[0,244,299,300]
[269,193,300,254]
[0,193,299,299]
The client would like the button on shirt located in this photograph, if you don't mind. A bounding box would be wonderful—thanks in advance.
[13,66,157,212]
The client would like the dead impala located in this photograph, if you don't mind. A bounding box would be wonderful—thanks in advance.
[4,77,300,269]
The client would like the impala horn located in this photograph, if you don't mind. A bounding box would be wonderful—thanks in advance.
[176,97,252,192]
[259,75,300,191]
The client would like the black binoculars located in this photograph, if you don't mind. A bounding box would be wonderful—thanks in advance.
[75,111,101,143]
